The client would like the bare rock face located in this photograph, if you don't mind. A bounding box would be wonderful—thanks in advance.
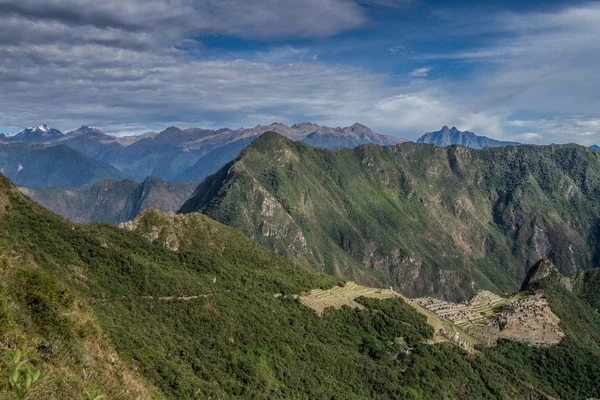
[119,211,180,251]
[250,179,309,263]
[531,226,551,261]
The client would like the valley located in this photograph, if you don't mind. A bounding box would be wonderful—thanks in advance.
[4,1,600,398]
[181,132,600,301]
[1,172,600,398]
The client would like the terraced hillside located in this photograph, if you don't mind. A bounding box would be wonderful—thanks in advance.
[413,290,563,349]
[181,132,600,300]
[299,282,564,353]
[298,282,399,315]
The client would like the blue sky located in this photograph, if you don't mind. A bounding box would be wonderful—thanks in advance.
[0,0,599,144]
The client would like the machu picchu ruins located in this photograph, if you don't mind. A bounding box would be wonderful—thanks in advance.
[296,282,564,352]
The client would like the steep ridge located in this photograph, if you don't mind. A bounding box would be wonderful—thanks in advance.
[418,126,521,149]
[181,132,600,300]
[19,177,196,223]
[2,173,600,398]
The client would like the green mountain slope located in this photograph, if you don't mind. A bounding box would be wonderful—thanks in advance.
[572,267,600,310]
[181,132,600,300]
[2,173,600,398]
[20,177,196,224]
[487,260,600,400]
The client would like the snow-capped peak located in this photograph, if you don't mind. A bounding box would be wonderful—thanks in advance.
[38,124,49,132]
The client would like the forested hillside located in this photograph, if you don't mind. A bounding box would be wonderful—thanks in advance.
[182,133,600,300]
[2,173,600,398]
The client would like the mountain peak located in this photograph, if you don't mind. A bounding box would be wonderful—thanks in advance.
[256,130,290,143]
[521,258,562,291]
[291,122,319,129]
[417,126,520,149]
[13,124,64,142]
[67,125,107,137]
[348,122,374,134]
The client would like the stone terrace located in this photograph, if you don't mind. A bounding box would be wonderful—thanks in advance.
[298,282,399,315]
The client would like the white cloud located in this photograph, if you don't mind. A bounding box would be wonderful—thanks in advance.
[410,67,431,78]
[3,0,600,146]
[0,0,504,139]
[358,0,415,8]
[371,91,504,137]
[388,45,406,54]
[514,132,543,142]
[0,0,369,40]
[506,118,600,145]
[415,3,600,145]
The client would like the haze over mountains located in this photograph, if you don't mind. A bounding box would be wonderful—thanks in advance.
[7,121,600,226]
[0,142,127,188]
[0,122,404,186]
[20,177,196,224]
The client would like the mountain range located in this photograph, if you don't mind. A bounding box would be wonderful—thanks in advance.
[5,121,599,195]
[19,177,196,224]
[180,132,600,301]
[417,126,522,149]
[1,122,405,185]
[2,170,600,399]
[0,142,127,188]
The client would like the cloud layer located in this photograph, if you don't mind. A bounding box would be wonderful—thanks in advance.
[0,0,599,144]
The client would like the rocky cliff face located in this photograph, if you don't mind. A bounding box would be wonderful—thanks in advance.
[181,132,600,300]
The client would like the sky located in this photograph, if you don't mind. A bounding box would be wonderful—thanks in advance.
[0,0,599,144]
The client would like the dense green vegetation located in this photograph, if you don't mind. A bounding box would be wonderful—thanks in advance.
[486,272,600,399]
[182,133,600,300]
[572,268,600,310]
[2,173,600,398]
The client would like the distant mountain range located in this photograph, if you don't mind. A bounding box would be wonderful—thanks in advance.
[5,120,599,198]
[0,142,126,188]
[1,122,406,185]
[417,126,521,149]
[11,124,65,142]
[20,177,196,224]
